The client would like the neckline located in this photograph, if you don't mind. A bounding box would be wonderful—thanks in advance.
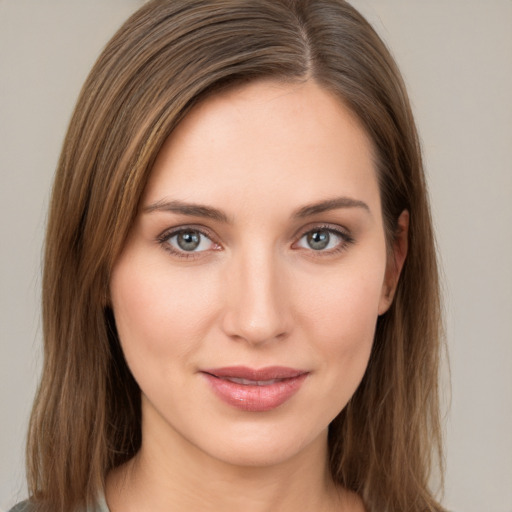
[95,492,111,512]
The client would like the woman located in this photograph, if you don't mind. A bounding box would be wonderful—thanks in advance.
[13,1,445,511]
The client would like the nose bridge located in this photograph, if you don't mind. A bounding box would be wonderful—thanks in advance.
[222,244,290,345]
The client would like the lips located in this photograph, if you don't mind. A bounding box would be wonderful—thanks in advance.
[201,366,309,412]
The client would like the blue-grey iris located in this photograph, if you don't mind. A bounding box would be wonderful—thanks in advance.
[307,230,330,250]
[177,231,201,251]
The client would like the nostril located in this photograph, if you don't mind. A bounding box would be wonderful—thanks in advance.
[221,309,291,346]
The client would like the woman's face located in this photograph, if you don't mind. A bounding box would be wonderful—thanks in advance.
[110,80,400,468]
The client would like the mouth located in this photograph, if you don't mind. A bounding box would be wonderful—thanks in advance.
[200,366,309,412]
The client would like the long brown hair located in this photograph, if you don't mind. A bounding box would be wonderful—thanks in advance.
[27,1,445,511]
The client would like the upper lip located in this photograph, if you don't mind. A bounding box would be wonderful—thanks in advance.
[201,366,308,381]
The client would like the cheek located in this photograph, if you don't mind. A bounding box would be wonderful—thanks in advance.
[294,258,386,401]
[299,256,385,339]
[109,253,221,367]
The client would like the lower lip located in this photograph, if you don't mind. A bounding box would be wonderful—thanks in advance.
[202,373,308,412]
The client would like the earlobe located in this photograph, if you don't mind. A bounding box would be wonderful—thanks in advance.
[378,210,409,315]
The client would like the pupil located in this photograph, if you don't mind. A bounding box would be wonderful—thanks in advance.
[177,231,200,251]
[307,230,329,250]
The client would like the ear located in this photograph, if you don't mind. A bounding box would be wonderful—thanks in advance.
[378,210,409,315]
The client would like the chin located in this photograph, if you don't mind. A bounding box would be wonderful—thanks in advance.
[184,413,330,470]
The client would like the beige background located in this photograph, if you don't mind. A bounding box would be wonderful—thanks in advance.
[1,1,511,511]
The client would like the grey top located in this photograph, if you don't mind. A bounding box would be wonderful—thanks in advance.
[8,493,110,512]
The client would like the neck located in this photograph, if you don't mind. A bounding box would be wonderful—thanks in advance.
[106,418,344,512]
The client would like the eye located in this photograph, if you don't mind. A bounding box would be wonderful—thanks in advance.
[295,226,353,253]
[159,228,219,257]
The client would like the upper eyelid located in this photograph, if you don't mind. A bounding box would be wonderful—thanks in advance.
[293,222,351,240]
[157,222,353,249]
[158,227,219,259]
[158,224,216,241]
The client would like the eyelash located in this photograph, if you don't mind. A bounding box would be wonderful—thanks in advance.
[157,226,219,260]
[294,224,355,256]
[157,224,355,260]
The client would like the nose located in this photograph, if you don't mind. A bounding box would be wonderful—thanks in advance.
[221,248,292,346]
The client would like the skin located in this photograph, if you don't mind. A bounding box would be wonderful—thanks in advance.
[107,79,408,512]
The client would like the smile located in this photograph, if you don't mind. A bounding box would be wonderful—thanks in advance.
[201,366,309,412]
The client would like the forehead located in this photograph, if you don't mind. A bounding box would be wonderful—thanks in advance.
[143,79,380,217]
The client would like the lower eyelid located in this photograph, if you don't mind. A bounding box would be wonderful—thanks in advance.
[157,225,353,258]
[296,227,353,246]
[157,227,219,256]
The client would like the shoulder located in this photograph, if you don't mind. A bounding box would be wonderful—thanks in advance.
[8,502,34,512]
[7,498,109,512]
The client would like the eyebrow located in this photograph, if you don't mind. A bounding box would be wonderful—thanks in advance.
[143,196,370,223]
[143,199,231,223]
[293,196,370,218]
